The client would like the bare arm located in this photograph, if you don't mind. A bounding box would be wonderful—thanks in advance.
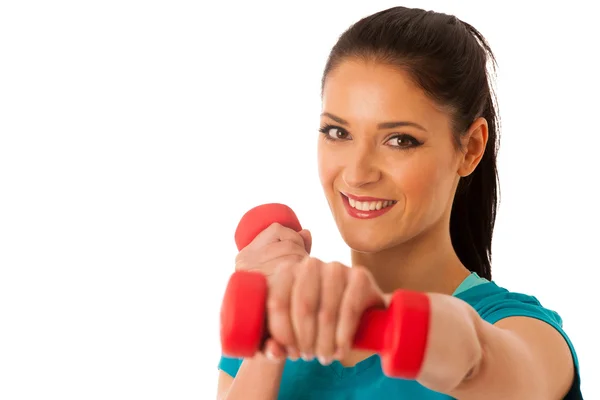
[398,293,575,399]
[217,356,285,400]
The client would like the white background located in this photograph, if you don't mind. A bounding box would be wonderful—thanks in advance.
[1,1,598,398]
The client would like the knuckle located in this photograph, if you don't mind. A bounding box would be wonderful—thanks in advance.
[277,260,295,274]
[341,301,363,322]
[295,297,316,317]
[350,301,364,317]
[304,257,321,271]
[296,257,321,279]
[269,222,283,231]
[262,222,282,239]
[318,308,337,325]
[326,262,345,278]
[267,295,289,313]
[350,267,371,287]
[279,254,304,271]
[284,254,305,267]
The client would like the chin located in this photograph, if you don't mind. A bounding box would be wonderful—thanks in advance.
[338,229,401,254]
[331,215,402,256]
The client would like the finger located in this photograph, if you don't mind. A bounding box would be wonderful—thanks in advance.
[263,339,286,363]
[243,246,306,277]
[251,223,306,250]
[267,264,297,349]
[235,239,305,272]
[235,222,308,272]
[336,267,385,360]
[286,345,300,361]
[247,255,305,277]
[298,229,312,254]
[261,239,307,262]
[315,262,346,365]
[291,257,321,360]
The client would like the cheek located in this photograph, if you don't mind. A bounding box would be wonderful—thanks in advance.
[390,153,455,207]
[317,142,338,190]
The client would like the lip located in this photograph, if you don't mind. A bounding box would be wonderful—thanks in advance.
[341,192,395,202]
[340,193,396,220]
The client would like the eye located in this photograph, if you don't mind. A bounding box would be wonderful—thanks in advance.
[319,125,350,140]
[386,134,422,149]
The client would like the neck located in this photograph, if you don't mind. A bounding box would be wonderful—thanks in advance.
[351,220,470,295]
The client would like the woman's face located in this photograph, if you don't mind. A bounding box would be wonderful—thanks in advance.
[318,60,466,253]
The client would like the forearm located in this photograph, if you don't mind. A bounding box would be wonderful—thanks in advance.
[382,291,573,399]
[222,356,285,400]
[415,293,483,393]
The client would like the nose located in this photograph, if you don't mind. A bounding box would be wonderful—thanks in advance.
[342,146,381,189]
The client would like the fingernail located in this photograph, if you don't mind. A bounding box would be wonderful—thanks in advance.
[333,349,344,360]
[265,349,277,362]
[318,356,332,366]
[286,347,298,361]
[300,353,314,361]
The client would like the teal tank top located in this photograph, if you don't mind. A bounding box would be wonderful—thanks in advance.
[218,273,582,399]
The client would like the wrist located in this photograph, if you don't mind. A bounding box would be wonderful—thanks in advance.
[417,294,481,392]
[224,356,285,400]
[243,354,286,373]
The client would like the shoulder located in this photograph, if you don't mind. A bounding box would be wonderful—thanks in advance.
[455,280,566,326]
[455,281,583,399]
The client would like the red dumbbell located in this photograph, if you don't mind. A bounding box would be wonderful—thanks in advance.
[220,203,431,379]
[233,203,302,251]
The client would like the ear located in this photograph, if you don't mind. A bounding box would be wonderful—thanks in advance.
[457,117,489,177]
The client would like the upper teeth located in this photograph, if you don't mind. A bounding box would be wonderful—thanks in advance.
[348,198,395,211]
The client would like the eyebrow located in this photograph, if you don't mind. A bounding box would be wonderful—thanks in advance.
[321,112,428,132]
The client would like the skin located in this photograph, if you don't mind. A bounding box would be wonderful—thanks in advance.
[217,60,575,399]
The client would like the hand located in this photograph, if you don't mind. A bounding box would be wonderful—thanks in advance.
[263,257,386,365]
[234,222,312,277]
[234,223,311,363]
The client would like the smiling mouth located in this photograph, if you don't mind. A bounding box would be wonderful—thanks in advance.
[340,192,397,219]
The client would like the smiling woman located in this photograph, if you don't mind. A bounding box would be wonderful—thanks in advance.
[216,6,582,400]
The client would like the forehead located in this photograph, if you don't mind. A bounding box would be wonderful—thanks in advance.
[322,60,445,127]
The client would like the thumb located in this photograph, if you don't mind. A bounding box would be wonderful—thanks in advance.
[298,229,312,254]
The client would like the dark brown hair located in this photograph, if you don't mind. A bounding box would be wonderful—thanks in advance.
[322,7,500,280]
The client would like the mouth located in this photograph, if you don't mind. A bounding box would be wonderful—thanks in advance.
[340,192,397,219]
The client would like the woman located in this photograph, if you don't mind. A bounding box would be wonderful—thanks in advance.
[217,6,582,399]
